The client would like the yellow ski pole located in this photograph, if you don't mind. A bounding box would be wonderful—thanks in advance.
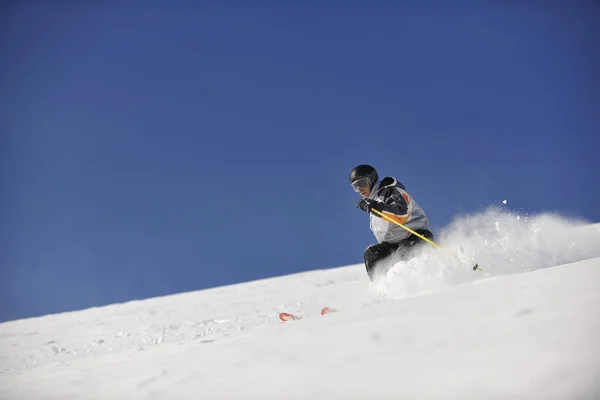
[370,208,482,272]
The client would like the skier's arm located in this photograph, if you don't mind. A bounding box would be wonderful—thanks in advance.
[378,187,410,224]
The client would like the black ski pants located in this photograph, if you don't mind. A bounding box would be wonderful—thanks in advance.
[364,230,434,281]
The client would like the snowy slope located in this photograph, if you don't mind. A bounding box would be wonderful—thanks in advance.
[2,210,600,399]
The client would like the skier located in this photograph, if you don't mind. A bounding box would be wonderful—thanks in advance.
[350,164,434,281]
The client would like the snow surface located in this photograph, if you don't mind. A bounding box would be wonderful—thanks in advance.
[2,209,600,399]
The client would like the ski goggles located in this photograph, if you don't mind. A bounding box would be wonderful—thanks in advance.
[351,177,371,191]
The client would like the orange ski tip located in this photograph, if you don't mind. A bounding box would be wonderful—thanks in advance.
[321,307,338,315]
[279,312,300,322]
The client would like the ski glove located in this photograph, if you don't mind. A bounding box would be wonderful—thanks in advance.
[357,198,383,214]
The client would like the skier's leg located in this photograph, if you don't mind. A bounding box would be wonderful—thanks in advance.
[364,242,399,281]
[395,230,435,261]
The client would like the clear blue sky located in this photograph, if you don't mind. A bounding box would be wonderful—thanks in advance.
[1,3,598,322]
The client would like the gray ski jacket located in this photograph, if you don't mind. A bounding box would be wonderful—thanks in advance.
[368,177,430,244]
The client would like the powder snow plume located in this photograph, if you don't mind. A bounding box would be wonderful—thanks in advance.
[371,207,600,298]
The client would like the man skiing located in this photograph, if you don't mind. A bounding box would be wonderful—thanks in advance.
[350,164,434,281]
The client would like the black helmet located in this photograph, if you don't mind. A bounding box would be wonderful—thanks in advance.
[349,164,378,185]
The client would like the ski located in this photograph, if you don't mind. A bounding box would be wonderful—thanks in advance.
[279,312,301,322]
[279,307,338,322]
[320,307,338,315]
